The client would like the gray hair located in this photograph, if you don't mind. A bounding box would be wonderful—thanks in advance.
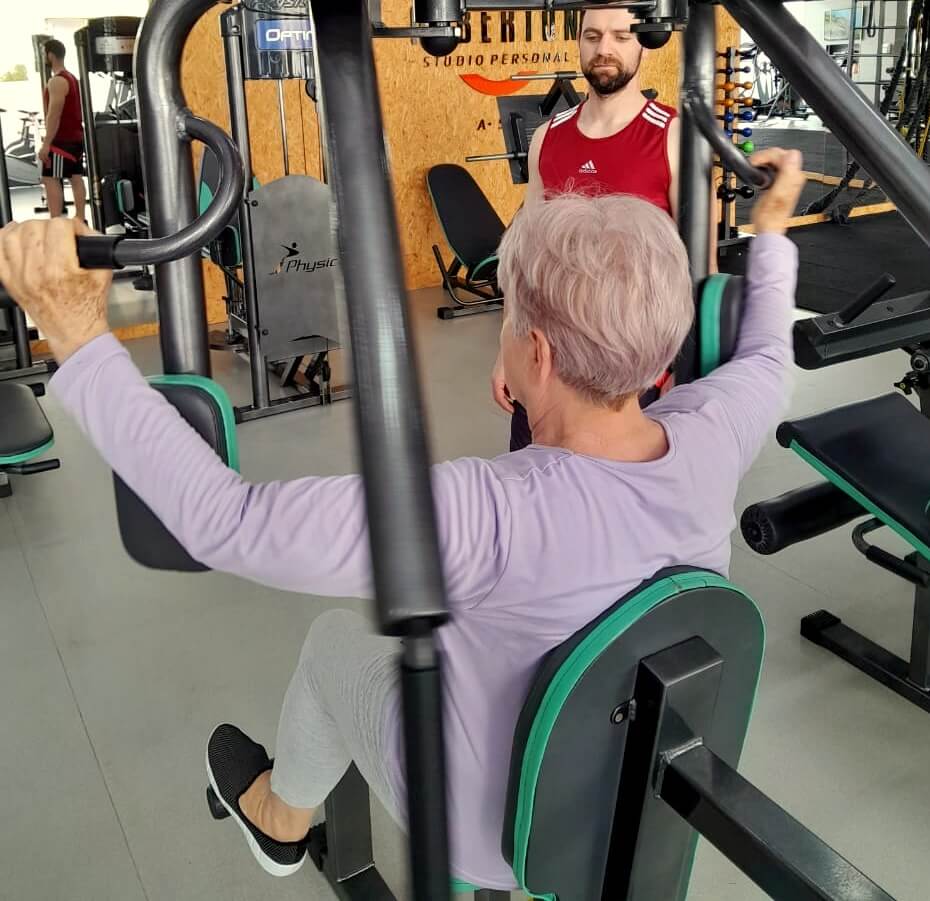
[497,193,693,405]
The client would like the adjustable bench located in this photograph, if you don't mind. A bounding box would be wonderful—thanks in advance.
[427,164,505,321]
[0,381,60,497]
[744,392,930,713]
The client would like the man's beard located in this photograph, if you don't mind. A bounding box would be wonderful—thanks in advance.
[582,52,642,96]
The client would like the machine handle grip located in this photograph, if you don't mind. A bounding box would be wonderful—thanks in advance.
[77,113,244,271]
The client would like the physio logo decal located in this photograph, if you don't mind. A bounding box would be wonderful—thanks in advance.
[270,242,338,276]
[257,19,314,51]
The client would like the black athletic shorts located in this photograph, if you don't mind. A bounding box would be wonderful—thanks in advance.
[43,142,85,179]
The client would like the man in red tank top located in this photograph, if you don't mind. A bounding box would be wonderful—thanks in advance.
[39,40,87,221]
[529,8,679,213]
[493,7,696,450]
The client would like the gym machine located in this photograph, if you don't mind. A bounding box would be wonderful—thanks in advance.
[74,17,153,291]
[465,71,583,182]
[0,114,56,383]
[66,0,930,899]
[202,0,349,423]
[0,94,60,496]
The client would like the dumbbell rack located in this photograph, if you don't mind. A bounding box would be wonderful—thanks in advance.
[716,46,756,252]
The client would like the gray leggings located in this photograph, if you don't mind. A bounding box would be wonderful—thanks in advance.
[270,609,404,820]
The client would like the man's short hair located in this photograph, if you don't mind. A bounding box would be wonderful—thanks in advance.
[45,40,67,62]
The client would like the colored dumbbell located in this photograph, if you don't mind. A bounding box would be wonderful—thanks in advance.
[738,140,755,154]
[738,109,755,121]
[721,111,736,123]
[721,81,754,92]
[718,66,751,75]
[734,127,753,137]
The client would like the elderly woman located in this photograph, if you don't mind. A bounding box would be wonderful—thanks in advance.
[0,149,804,890]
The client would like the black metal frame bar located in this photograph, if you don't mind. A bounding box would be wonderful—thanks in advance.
[74,30,107,233]
[618,639,896,901]
[802,550,930,714]
[222,6,273,413]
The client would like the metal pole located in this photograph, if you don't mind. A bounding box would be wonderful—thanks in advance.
[221,9,271,411]
[679,0,714,285]
[312,4,451,900]
[661,744,896,901]
[277,80,291,176]
[724,0,930,250]
[76,33,106,231]
[133,0,216,376]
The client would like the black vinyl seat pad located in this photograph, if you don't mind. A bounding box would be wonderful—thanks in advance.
[427,164,506,275]
[777,392,930,557]
[0,382,54,463]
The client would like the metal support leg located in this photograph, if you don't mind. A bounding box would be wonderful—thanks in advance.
[0,472,10,499]
[307,765,396,900]
[908,554,930,689]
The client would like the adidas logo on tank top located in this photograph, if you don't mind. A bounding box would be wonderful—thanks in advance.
[579,160,598,174]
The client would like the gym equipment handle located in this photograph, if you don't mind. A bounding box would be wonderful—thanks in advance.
[682,89,773,189]
[76,113,245,271]
[853,518,929,587]
[741,481,864,555]
[835,272,897,326]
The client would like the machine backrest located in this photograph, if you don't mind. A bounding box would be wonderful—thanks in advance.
[114,377,239,572]
[502,568,764,901]
[427,164,506,270]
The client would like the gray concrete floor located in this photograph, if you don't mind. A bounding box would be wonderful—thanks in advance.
[2,283,929,901]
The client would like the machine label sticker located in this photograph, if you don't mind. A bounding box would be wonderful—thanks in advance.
[94,37,136,56]
[257,20,314,51]
[270,242,337,276]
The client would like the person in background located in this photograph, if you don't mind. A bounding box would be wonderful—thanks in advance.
[492,5,716,450]
[39,39,87,222]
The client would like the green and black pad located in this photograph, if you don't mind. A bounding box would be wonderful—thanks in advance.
[696,273,746,378]
[502,569,764,901]
[0,382,55,467]
[778,392,930,558]
[198,146,259,269]
[114,376,239,572]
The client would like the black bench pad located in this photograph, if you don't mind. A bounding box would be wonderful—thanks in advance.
[777,393,930,555]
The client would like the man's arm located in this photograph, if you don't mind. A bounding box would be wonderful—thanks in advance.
[523,121,549,208]
[40,76,69,163]
[666,115,718,273]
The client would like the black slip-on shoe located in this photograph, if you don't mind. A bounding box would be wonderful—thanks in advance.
[206,723,308,877]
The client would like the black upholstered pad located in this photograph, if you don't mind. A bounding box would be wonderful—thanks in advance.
[427,164,505,269]
[0,382,53,460]
[777,393,930,554]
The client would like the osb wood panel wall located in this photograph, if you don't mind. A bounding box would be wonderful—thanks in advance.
[178,4,740,318]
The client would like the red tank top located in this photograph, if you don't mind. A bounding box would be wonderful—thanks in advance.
[539,99,677,215]
[44,70,84,144]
